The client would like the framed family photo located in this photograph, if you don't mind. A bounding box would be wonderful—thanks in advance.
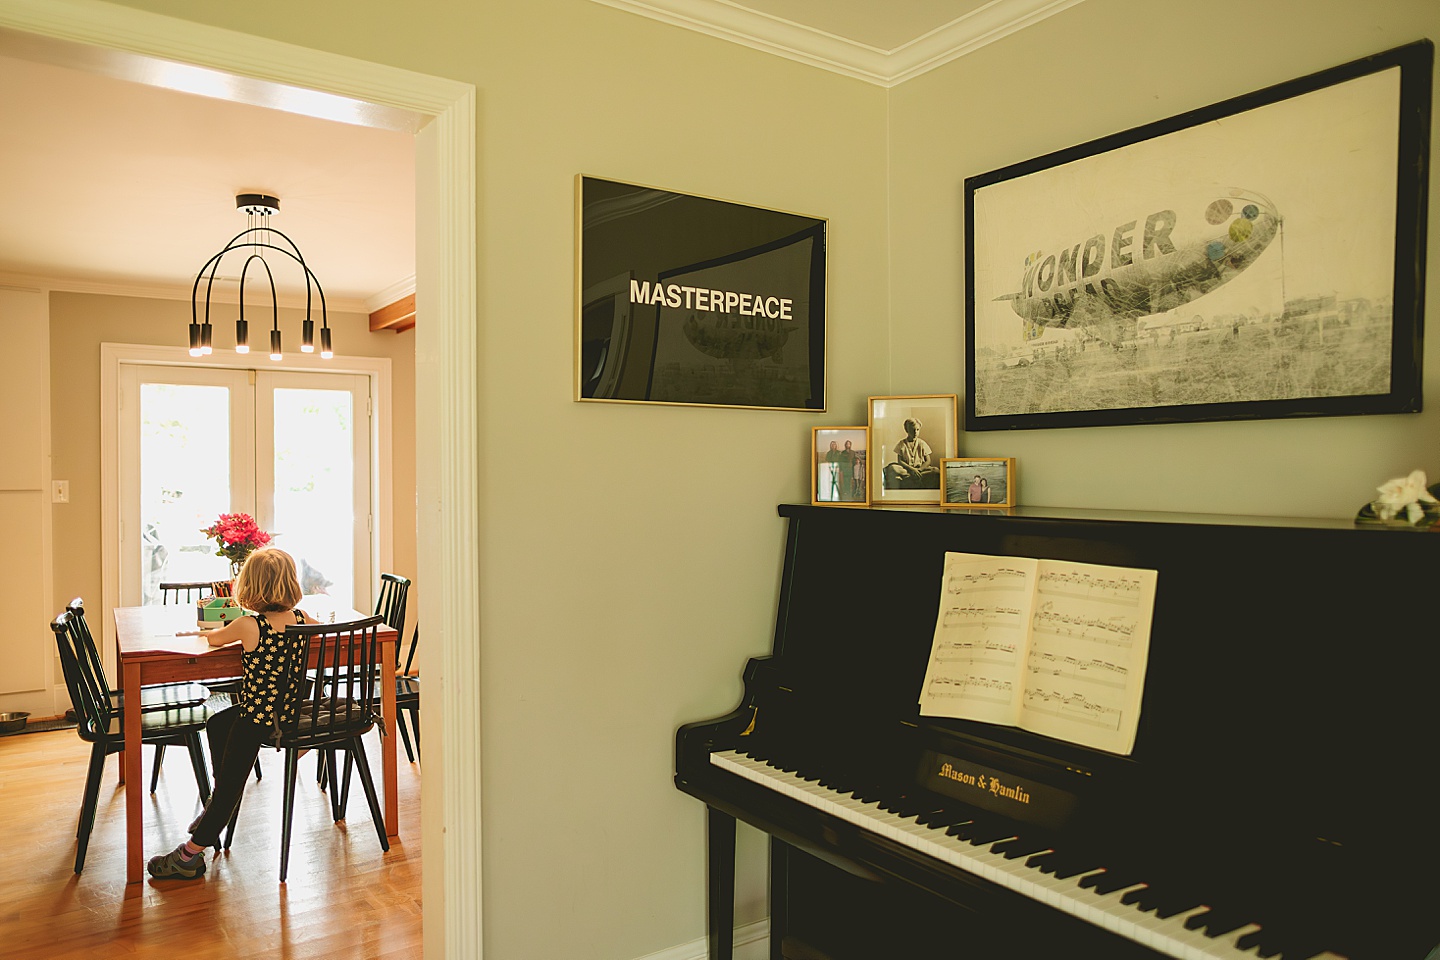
[965,41,1431,431]
[811,426,869,506]
[867,395,958,505]
[941,458,1015,508]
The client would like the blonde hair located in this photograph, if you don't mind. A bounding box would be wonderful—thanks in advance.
[234,547,303,613]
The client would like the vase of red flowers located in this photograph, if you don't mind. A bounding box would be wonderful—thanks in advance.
[202,513,273,586]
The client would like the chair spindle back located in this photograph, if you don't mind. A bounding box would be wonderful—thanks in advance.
[374,574,411,667]
[50,604,115,736]
[274,615,386,745]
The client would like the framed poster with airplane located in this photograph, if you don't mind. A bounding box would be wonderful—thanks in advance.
[964,41,1432,431]
[576,175,827,411]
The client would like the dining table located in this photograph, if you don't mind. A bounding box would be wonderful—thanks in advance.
[113,597,399,884]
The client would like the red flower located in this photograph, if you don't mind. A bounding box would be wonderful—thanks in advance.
[202,512,273,566]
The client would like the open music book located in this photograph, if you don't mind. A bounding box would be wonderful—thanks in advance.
[918,552,1158,755]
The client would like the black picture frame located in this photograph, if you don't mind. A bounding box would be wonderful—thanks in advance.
[965,41,1432,431]
[577,175,827,410]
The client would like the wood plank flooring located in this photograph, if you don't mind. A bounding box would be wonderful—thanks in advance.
[0,728,422,959]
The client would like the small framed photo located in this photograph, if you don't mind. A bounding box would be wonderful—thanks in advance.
[941,458,1016,508]
[867,395,958,505]
[811,427,869,506]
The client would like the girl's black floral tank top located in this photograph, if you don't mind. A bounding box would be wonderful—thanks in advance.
[238,611,305,731]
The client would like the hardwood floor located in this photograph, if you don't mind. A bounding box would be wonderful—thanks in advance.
[0,728,422,959]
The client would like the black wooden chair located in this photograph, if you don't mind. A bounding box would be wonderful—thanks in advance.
[157,581,216,604]
[318,573,411,786]
[64,599,214,795]
[51,606,214,874]
[222,615,390,881]
[395,623,420,763]
[374,573,410,643]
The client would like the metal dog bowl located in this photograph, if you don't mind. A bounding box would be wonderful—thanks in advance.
[0,711,30,734]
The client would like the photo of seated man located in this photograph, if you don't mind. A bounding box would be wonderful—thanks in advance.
[883,417,941,489]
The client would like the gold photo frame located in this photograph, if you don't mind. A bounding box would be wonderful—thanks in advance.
[811,427,869,506]
[867,395,958,505]
[940,457,1016,508]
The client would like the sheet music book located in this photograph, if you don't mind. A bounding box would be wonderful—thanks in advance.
[918,552,1159,755]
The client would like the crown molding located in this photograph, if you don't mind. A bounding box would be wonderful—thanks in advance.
[589,0,1089,87]
[0,270,372,313]
[365,274,416,314]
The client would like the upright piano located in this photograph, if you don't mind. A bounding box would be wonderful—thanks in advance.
[675,503,1440,960]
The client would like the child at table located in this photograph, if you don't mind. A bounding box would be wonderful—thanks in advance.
[147,546,320,880]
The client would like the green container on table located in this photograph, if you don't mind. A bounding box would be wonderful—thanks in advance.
[197,596,251,627]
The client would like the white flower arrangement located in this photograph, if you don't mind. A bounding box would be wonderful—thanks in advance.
[1369,469,1439,525]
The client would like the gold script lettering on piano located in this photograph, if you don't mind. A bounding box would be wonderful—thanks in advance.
[938,762,1032,805]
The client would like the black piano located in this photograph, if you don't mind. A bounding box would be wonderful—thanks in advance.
[676,503,1440,960]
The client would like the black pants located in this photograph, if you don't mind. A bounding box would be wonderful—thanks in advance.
[189,705,268,847]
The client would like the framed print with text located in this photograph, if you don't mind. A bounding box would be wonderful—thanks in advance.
[577,175,827,411]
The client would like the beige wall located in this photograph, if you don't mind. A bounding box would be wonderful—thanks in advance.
[889,0,1440,517]
[38,0,1440,958]
[47,292,417,621]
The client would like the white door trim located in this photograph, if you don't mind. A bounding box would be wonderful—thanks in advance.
[4,3,480,955]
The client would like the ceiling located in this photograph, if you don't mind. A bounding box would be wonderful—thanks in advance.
[0,49,416,313]
[0,1,1074,312]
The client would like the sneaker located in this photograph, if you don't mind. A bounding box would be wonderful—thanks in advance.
[147,845,206,881]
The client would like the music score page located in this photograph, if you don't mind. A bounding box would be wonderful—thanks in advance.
[918,552,1159,755]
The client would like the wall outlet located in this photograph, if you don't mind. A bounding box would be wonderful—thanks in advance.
[52,480,69,503]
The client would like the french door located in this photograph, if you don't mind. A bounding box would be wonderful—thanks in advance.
[118,365,372,613]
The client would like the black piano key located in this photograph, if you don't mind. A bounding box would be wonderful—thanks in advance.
[1081,869,1144,895]
[1232,915,1331,960]
[1116,882,1201,919]
[878,796,924,817]
[1024,849,1098,879]
[913,807,963,829]
[1231,928,1282,959]
[990,837,1051,860]
[1184,905,1253,938]
[947,821,1014,846]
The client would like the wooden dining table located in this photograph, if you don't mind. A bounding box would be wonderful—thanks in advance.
[113,598,399,884]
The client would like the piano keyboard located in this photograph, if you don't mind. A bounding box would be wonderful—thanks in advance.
[711,749,1348,960]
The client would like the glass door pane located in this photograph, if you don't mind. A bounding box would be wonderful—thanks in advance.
[119,365,252,607]
[138,383,234,603]
[258,374,371,613]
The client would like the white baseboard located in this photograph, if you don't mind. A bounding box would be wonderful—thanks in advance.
[635,919,769,960]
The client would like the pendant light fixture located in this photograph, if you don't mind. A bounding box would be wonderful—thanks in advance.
[189,193,331,361]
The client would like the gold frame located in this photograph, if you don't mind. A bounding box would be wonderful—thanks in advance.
[867,394,958,505]
[810,426,870,507]
[575,174,828,411]
[939,457,1016,508]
